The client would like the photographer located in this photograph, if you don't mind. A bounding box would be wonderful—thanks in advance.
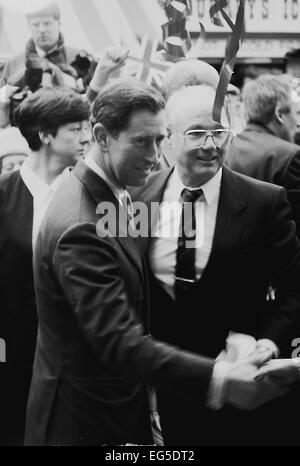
[0,2,95,93]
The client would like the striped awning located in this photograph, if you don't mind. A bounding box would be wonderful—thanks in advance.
[0,0,167,58]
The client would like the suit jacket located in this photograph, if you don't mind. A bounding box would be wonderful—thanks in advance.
[132,166,300,444]
[154,141,175,171]
[226,123,300,238]
[134,166,300,351]
[25,160,215,446]
[0,171,37,445]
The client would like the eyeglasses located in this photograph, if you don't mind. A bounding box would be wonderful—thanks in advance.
[178,129,233,149]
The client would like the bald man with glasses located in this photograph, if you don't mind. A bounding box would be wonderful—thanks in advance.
[132,84,300,445]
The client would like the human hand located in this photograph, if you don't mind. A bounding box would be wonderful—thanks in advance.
[0,84,19,103]
[215,332,257,363]
[255,358,300,385]
[223,353,290,410]
[41,61,65,88]
[90,46,129,90]
[248,338,278,362]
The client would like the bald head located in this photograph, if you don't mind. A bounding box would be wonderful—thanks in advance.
[166,85,232,187]
[162,59,219,100]
[166,85,228,132]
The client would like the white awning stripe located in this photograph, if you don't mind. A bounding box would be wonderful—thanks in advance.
[0,0,165,57]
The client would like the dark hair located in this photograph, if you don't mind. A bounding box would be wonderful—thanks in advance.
[92,78,165,136]
[14,87,91,151]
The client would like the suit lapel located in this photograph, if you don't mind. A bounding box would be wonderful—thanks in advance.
[146,167,247,256]
[208,167,247,263]
[73,160,143,279]
[140,168,174,204]
[135,168,173,252]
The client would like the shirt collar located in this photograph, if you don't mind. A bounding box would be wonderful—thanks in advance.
[35,43,58,57]
[84,152,129,206]
[20,157,69,201]
[170,166,222,206]
[35,45,47,57]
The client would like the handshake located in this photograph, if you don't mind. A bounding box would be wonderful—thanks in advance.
[210,333,300,411]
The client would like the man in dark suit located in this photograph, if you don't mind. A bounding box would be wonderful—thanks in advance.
[24,79,285,446]
[132,84,300,445]
[226,74,300,238]
[0,87,91,445]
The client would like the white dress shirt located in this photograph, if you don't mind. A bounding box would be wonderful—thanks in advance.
[148,166,279,407]
[20,159,69,248]
[149,166,222,300]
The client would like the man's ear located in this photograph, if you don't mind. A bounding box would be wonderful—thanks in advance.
[93,123,109,152]
[274,104,285,124]
[167,127,173,146]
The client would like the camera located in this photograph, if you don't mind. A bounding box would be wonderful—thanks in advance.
[24,55,47,93]
[71,51,93,77]
[70,51,96,86]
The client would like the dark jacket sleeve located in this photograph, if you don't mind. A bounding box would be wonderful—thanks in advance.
[262,186,300,348]
[283,149,300,239]
[52,223,214,404]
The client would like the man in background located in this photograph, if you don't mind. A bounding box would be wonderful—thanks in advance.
[226,74,300,238]
[0,2,94,91]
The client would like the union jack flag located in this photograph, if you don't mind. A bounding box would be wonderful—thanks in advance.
[122,36,173,89]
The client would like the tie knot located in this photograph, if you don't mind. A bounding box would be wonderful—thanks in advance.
[181,188,203,203]
[120,190,134,218]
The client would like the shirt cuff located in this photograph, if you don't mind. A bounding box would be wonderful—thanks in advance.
[206,360,233,410]
[257,338,279,358]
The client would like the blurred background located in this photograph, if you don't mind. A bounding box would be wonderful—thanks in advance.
[1,0,300,88]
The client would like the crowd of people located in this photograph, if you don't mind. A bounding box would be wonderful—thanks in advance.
[1,1,300,447]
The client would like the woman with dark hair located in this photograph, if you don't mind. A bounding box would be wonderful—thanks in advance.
[0,86,91,445]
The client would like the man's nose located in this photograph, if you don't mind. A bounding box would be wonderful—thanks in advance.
[146,141,160,165]
[201,134,216,150]
[38,23,47,33]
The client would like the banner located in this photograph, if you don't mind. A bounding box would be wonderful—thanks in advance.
[191,0,300,33]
